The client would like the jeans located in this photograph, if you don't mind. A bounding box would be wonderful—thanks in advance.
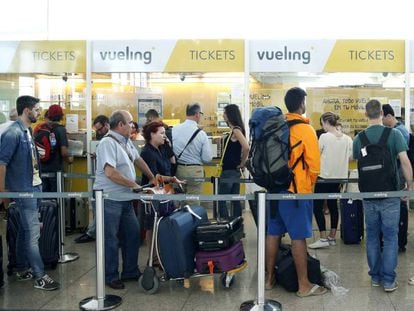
[15,185,45,278]
[104,199,140,283]
[218,169,241,219]
[363,198,400,287]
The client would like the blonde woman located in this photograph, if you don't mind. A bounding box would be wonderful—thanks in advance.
[309,112,352,249]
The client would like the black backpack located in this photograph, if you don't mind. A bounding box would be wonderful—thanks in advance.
[357,127,397,192]
[406,133,414,176]
[245,106,305,192]
[275,244,323,292]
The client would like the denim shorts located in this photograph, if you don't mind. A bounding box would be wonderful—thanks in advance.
[267,196,313,240]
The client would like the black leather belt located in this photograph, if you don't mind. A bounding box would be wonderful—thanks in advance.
[177,163,201,166]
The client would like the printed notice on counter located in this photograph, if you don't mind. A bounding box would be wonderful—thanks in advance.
[66,114,79,133]
[389,99,401,117]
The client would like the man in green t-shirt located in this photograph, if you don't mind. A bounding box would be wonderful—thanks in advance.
[353,99,413,293]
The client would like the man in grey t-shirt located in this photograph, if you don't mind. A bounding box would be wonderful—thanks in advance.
[94,110,155,290]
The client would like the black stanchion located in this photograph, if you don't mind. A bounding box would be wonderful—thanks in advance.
[79,190,122,311]
[240,192,282,311]
[56,171,79,263]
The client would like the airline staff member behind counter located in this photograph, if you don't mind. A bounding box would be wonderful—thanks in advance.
[172,103,212,207]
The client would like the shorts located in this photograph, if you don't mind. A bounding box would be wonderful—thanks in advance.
[267,194,313,240]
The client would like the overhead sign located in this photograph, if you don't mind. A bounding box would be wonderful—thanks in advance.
[92,40,176,72]
[411,41,414,72]
[0,41,86,73]
[250,40,405,73]
[92,39,244,72]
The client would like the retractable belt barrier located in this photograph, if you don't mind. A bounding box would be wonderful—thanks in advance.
[4,186,413,311]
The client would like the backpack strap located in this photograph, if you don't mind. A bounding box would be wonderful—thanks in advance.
[358,130,370,147]
[286,119,306,193]
[378,127,392,146]
[359,127,391,148]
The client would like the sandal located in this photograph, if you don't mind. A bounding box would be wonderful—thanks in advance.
[408,277,414,285]
[296,284,327,298]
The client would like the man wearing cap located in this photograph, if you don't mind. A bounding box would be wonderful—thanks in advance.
[37,104,72,193]
[172,103,212,206]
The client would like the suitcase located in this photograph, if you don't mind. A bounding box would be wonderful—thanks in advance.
[195,216,244,251]
[157,205,207,279]
[65,198,88,233]
[340,199,364,244]
[6,200,59,275]
[0,235,4,288]
[195,241,245,274]
[398,200,408,251]
[275,244,323,292]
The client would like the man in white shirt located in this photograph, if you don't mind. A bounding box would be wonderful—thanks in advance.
[172,103,212,206]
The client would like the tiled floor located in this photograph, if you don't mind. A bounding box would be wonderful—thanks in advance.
[1,207,414,311]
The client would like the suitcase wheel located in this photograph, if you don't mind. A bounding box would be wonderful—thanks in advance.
[220,273,235,288]
[138,270,160,295]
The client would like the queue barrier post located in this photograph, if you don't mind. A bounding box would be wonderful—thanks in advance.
[240,192,282,311]
[56,171,79,263]
[212,176,219,219]
[79,190,122,311]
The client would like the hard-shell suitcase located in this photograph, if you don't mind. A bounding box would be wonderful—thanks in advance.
[398,201,408,251]
[157,205,207,279]
[195,216,244,251]
[6,200,59,275]
[195,240,245,274]
[340,199,364,244]
[0,235,4,288]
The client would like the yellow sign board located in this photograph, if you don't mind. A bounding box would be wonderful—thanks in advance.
[4,41,86,73]
[164,39,244,72]
[324,40,405,73]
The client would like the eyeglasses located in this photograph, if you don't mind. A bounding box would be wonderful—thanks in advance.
[198,111,204,115]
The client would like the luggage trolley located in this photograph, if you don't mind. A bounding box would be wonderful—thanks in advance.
[137,181,175,294]
[137,182,247,294]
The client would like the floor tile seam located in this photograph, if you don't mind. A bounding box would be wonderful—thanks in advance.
[38,264,97,310]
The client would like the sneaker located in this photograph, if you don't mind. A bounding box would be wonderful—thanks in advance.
[384,281,398,292]
[34,274,60,291]
[308,239,330,249]
[74,233,95,243]
[371,280,381,287]
[327,237,336,246]
[16,271,34,281]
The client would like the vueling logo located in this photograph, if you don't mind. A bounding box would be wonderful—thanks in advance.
[256,46,311,65]
[99,46,152,64]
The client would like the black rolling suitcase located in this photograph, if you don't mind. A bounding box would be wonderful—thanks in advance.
[195,216,244,251]
[6,200,59,275]
[398,201,408,251]
[340,199,364,244]
[0,235,4,288]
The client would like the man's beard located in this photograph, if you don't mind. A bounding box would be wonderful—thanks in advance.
[28,114,37,123]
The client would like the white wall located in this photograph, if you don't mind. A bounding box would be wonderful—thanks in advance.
[0,0,412,40]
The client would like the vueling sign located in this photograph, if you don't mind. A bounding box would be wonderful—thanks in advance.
[98,46,152,64]
[256,46,311,64]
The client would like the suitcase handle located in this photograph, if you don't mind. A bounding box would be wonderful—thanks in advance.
[184,205,202,220]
